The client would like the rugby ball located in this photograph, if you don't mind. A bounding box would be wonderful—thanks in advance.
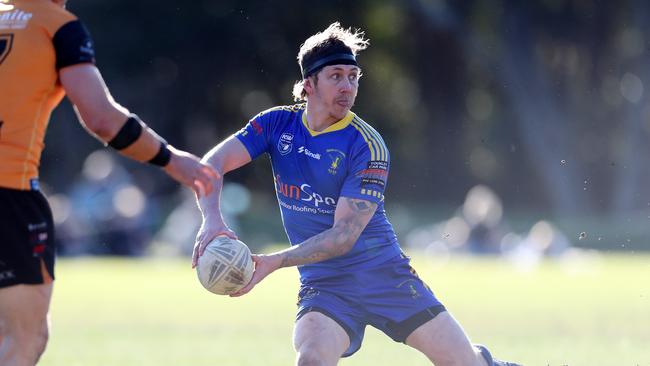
[196,236,254,295]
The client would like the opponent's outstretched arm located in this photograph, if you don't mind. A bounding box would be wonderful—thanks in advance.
[60,63,217,196]
[231,196,378,296]
[192,135,253,267]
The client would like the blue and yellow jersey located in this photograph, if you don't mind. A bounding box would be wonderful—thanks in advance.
[236,104,401,280]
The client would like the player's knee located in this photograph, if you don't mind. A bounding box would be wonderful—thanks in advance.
[296,352,325,366]
[11,318,49,361]
[295,342,335,366]
[425,347,483,366]
[433,355,475,366]
[33,323,49,360]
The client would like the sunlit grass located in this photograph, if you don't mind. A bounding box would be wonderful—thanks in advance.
[39,253,650,366]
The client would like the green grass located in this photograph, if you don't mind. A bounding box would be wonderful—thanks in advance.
[39,253,650,366]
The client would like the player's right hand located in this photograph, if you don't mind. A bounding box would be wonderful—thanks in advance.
[192,219,237,268]
[163,146,220,197]
[229,253,283,297]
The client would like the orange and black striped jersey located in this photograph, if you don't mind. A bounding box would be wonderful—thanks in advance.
[0,0,94,190]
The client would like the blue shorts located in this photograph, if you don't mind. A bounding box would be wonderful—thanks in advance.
[296,255,446,357]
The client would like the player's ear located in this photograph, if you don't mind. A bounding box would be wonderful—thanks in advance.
[303,77,315,96]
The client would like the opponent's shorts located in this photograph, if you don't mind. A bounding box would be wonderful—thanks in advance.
[296,254,446,357]
[0,187,55,288]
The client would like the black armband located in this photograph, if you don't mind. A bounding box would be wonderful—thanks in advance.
[108,114,170,166]
[149,141,172,167]
[53,20,96,70]
[108,115,143,150]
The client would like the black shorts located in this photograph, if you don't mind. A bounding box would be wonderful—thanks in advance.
[0,187,55,288]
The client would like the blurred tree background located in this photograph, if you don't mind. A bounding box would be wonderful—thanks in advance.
[42,0,650,254]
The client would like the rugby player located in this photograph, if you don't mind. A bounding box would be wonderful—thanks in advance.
[0,1,217,365]
[193,22,520,366]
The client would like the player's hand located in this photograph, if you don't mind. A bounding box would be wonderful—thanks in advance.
[191,219,237,268]
[229,254,282,297]
[164,146,219,198]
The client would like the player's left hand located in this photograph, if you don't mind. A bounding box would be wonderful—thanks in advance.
[191,219,237,268]
[163,146,220,197]
[229,254,282,297]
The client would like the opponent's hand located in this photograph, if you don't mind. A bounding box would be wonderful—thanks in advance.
[191,219,237,268]
[229,254,283,297]
[164,146,219,197]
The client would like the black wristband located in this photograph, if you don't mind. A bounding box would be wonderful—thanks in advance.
[108,115,143,149]
[149,141,172,167]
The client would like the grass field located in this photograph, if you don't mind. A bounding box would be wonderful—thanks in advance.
[39,253,650,366]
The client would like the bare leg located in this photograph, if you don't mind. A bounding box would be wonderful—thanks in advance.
[0,283,53,366]
[293,312,350,366]
[405,311,488,366]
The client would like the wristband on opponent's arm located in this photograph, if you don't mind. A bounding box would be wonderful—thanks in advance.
[107,114,172,167]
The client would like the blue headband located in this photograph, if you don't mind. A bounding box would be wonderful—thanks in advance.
[301,53,357,78]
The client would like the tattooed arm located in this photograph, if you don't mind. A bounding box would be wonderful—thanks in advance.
[230,196,378,296]
[277,197,378,267]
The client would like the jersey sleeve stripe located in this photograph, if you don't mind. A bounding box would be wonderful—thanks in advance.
[351,119,378,160]
[366,125,388,161]
[352,117,388,161]
[352,118,383,161]
[356,118,388,161]
[353,117,386,161]
[363,124,386,162]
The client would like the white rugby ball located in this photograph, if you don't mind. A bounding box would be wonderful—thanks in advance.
[196,236,254,295]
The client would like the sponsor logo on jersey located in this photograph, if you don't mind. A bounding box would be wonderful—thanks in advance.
[326,149,346,175]
[297,146,321,160]
[80,40,95,58]
[367,160,388,171]
[277,132,293,155]
[275,175,336,208]
[0,9,32,30]
[358,160,388,187]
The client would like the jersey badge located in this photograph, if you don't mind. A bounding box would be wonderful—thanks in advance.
[278,132,293,155]
[326,149,346,175]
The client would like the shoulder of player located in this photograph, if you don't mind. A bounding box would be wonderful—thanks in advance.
[27,1,79,35]
[257,103,306,118]
[253,103,305,130]
[348,113,389,160]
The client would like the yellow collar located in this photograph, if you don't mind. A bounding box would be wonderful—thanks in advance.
[302,111,354,137]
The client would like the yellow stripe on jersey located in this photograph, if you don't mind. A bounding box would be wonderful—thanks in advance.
[361,188,384,200]
[353,117,386,161]
[351,116,388,162]
[350,119,377,160]
[355,116,388,161]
